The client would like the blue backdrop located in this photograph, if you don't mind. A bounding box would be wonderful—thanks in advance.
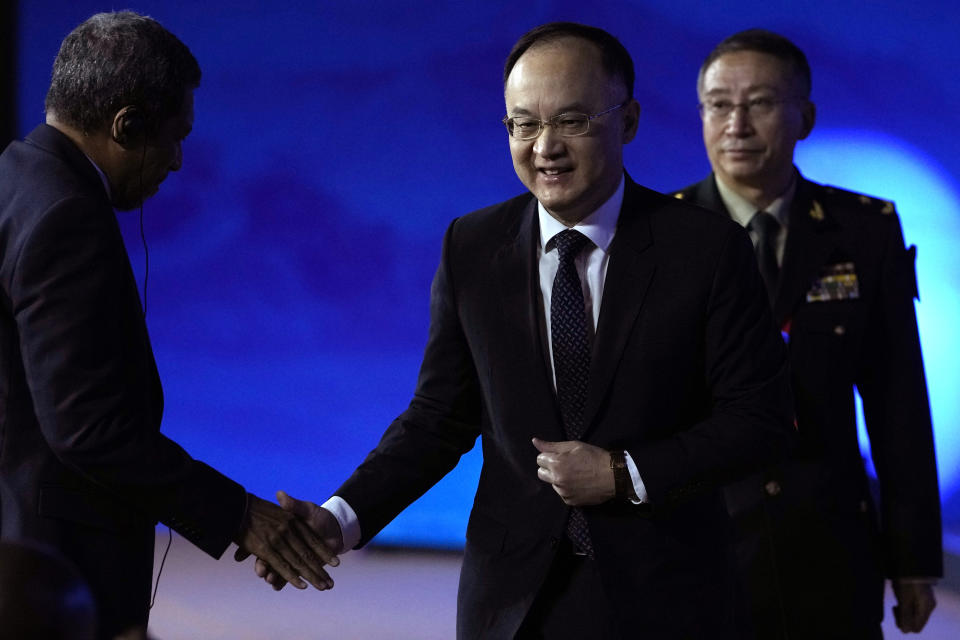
[15,0,960,549]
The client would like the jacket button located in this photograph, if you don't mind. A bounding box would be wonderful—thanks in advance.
[859,500,869,513]
[549,536,559,548]
[764,481,782,497]
[833,325,846,336]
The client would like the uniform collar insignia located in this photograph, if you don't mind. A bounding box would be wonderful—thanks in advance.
[809,200,825,221]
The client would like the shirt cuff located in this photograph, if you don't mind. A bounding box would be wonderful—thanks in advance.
[624,452,648,504]
[321,495,362,552]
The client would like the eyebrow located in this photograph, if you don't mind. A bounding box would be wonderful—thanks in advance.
[506,103,592,117]
[703,84,780,96]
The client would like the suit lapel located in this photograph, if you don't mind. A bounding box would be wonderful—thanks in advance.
[582,180,656,435]
[491,198,562,424]
[773,178,840,327]
[494,197,541,350]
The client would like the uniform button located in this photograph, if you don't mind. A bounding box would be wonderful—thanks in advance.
[764,481,782,497]
[833,325,846,336]
[549,537,559,548]
[859,500,869,513]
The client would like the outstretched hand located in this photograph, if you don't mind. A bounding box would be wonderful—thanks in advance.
[250,490,345,591]
[533,437,615,506]
[232,492,340,590]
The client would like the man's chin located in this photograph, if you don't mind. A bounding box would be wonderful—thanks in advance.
[112,190,155,211]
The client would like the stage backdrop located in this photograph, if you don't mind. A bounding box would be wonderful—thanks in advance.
[15,0,960,549]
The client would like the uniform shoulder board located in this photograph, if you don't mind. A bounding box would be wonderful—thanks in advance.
[822,185,896,215]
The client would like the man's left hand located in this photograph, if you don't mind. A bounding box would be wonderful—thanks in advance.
[533,438,615,506]
[892,579,936,633]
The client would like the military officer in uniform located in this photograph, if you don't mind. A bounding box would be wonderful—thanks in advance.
[673,28,942,639]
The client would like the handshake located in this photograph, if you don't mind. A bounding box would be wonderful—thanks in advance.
[232,490,341,591]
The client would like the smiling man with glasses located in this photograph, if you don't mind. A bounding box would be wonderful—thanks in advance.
[254,21,794,638]
[673,28,942,639]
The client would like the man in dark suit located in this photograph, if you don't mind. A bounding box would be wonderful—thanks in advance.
[257,22,793,638]
[672,28,942,639]
[0,12,336,639]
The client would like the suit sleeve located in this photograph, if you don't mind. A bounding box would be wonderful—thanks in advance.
[857,210,942,578]
[335,218,482,547]
[630,225,795,503]
[11,197,247,558]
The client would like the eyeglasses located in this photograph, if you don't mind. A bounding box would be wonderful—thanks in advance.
[698,97,799,120]
[502,102,627,140]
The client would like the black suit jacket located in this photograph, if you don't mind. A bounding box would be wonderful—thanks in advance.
[0,125,248,637]
[336,177,795,638]
[673,174,942,637]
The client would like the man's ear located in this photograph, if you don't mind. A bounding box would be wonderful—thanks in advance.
[799,100,816,140]
[111,106,145,148]
[622,98,641,144]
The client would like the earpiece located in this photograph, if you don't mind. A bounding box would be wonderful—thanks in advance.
[123,111,144,138]
[113,107,145,146]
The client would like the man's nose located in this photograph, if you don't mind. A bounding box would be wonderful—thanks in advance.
[725,106,753,135]
[532,124,565,157]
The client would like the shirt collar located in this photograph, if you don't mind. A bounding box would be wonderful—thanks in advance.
[82,152,112,200]
[714,172,796,229]
[538,175,624,253]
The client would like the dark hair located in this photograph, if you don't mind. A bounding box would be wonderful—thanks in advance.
[698,28,811,98]
[503,22,634,99]
[44,11,200,136]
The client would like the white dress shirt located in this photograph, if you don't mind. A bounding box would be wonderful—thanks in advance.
[325,175,647,552]
[536,177,647,504]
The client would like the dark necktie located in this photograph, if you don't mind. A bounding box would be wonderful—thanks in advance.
[748,211,780,305]
[550,229,594,557]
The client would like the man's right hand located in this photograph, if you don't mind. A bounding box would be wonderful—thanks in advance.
[232,492,340,590]
[254,490,344,591]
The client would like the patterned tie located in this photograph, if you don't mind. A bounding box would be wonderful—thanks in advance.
[748,211,780,306]
[550,229,594,558]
